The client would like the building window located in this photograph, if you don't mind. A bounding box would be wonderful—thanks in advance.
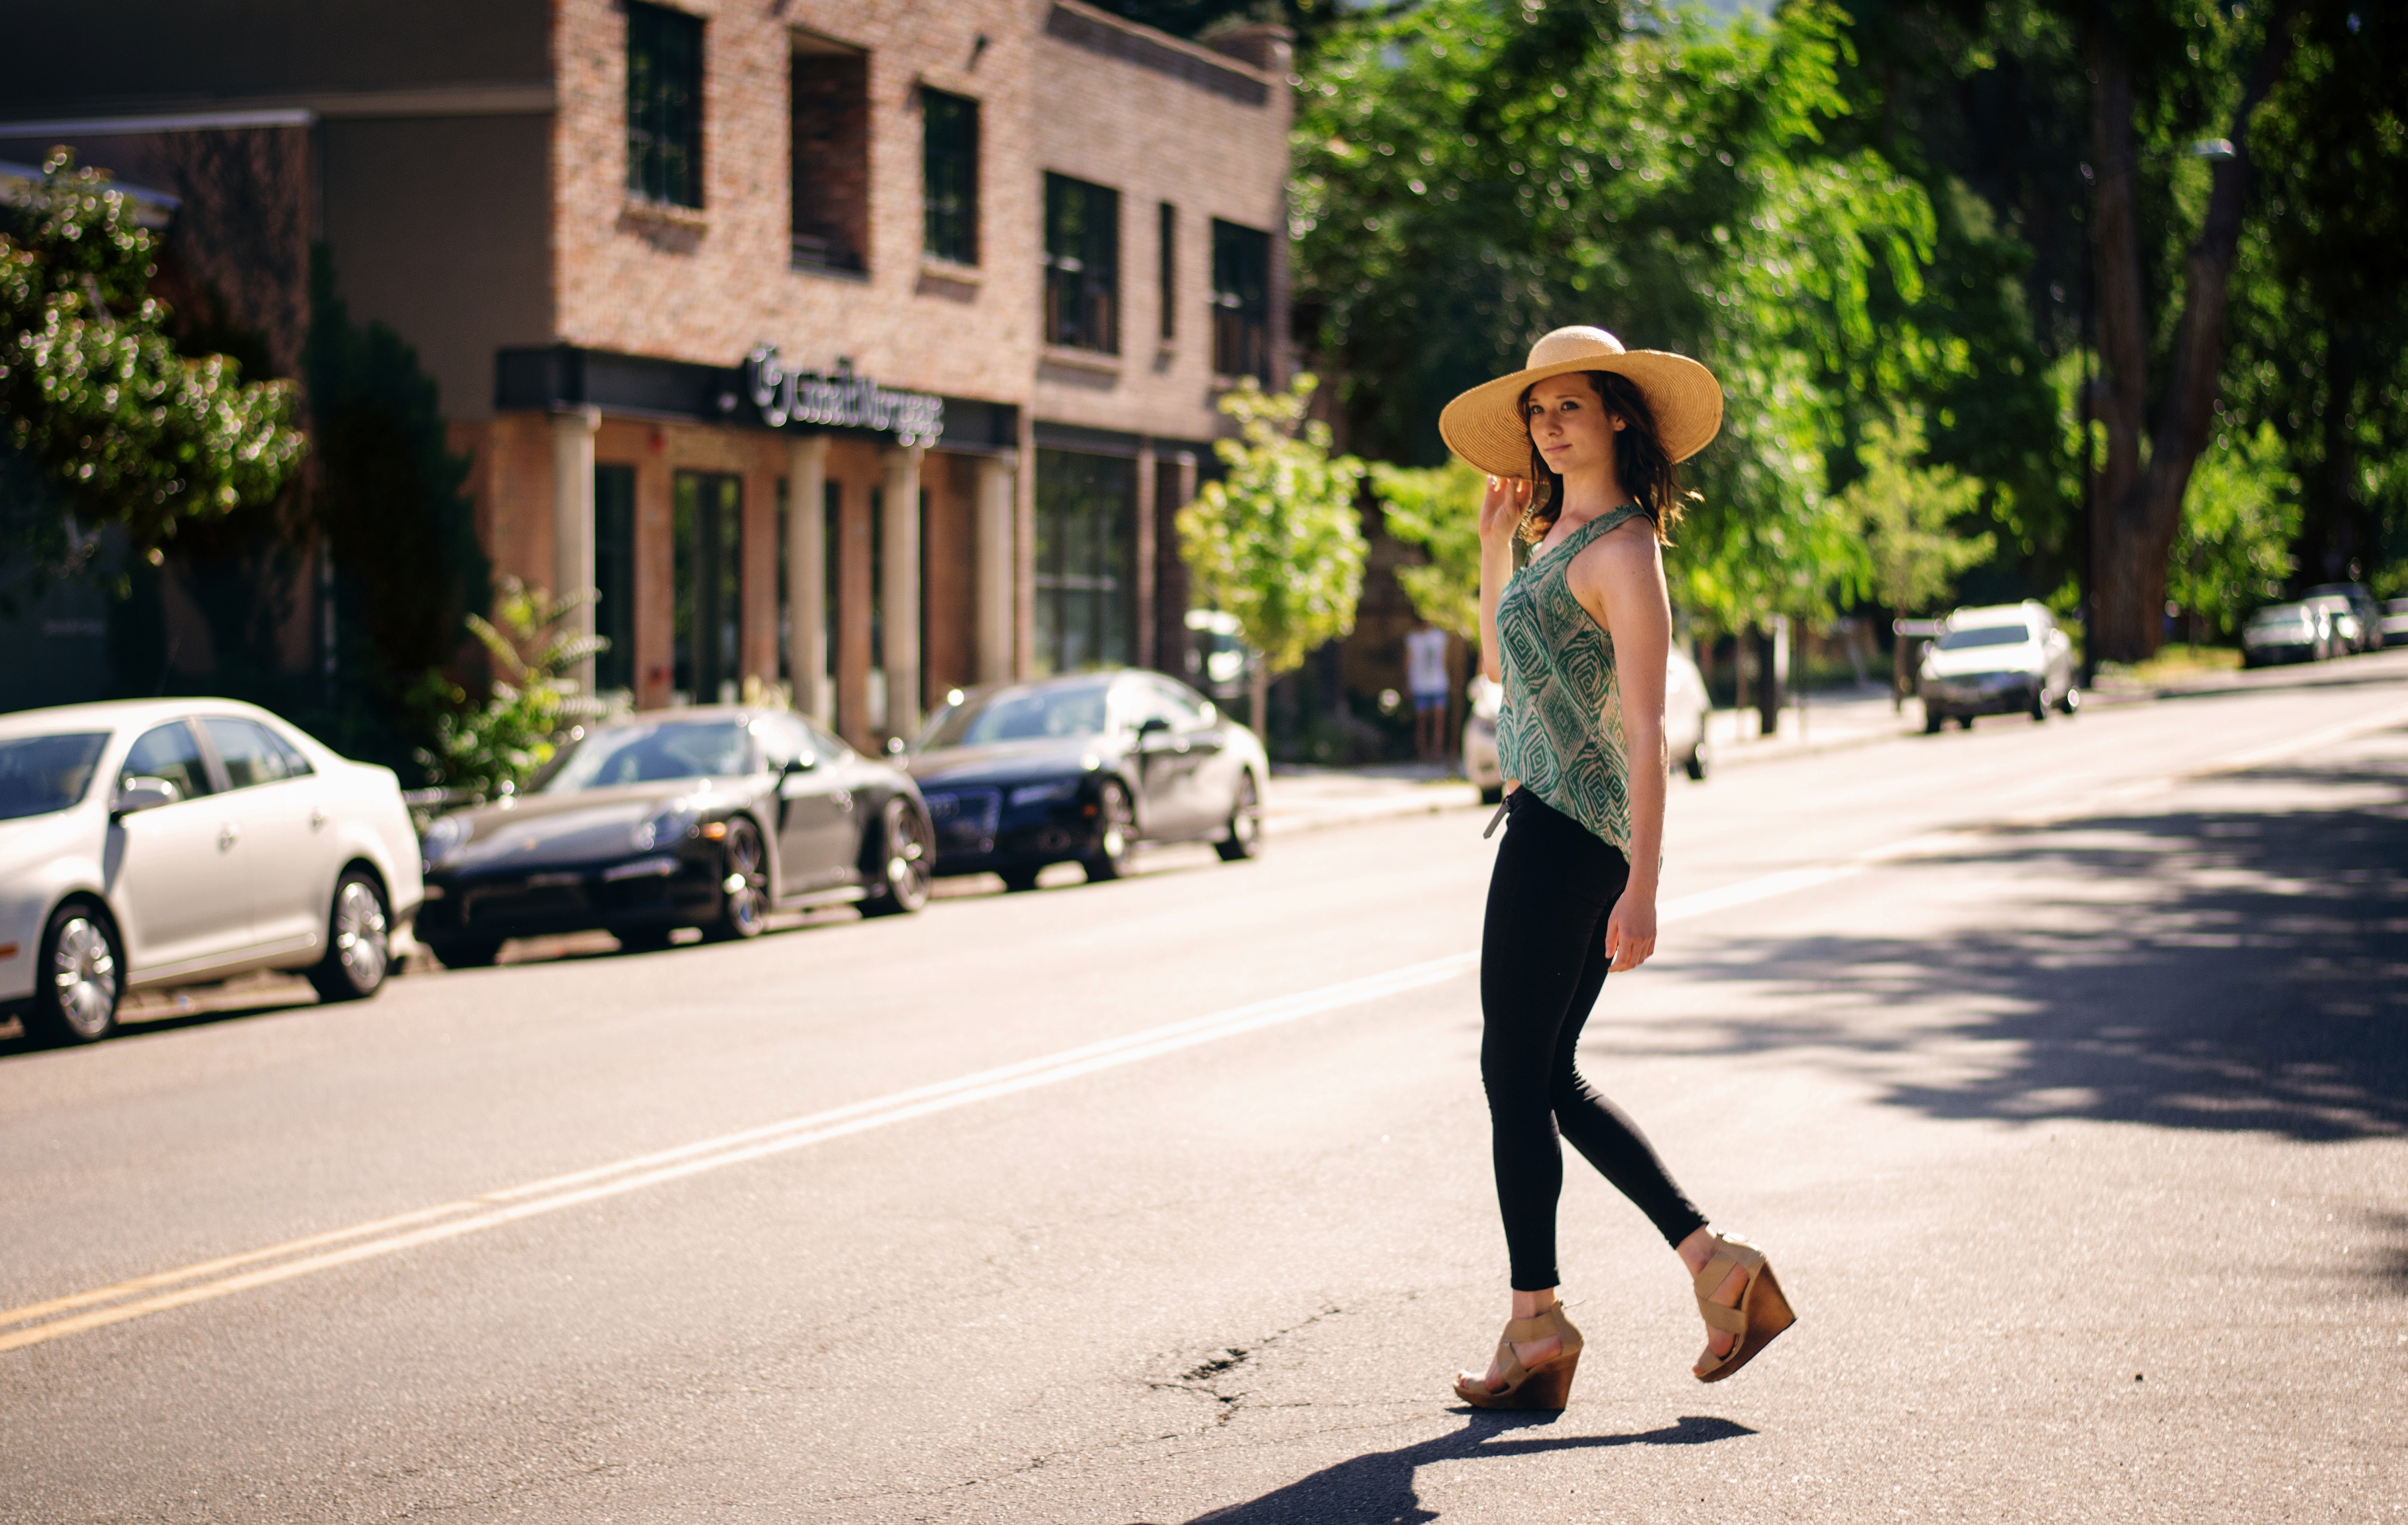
[1034,449,1135,674]
[1211,218,1271,380]
[1158,201,1177,342]
[922,88,978,265]
[595,464,637,695]
[627,2,704,208]
[793,34,870,272]
[1044,173,1120,353]
[673,471,743,706]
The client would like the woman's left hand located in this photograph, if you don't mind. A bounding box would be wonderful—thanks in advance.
[1603,890,1657,972]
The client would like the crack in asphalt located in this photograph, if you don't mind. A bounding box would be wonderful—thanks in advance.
[1145,1304,1345,1430]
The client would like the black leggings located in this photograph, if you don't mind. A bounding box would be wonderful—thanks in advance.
[1481,787,1706,1290]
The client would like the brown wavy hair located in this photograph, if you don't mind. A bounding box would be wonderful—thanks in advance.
[1515,370,1685,545]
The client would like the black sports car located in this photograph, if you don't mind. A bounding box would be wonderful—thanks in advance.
[415,708,930,965]
[905,669,1267,891]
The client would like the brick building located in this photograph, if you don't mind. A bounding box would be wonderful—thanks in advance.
[0,0,1292,747]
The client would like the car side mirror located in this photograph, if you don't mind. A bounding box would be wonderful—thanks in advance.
[781,752,818,775]
[111,776,179,819]
[1136,716,1171,738]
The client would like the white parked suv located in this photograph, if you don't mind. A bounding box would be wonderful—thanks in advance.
[0,699,424,1044]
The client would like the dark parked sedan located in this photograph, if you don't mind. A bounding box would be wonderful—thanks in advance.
[415,708,929,965]
[905,670,1267,891]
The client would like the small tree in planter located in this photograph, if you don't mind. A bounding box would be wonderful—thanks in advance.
[1176,374,1367,746]
[416,578,615,798]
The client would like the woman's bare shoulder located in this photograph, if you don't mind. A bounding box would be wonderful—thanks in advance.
[1570,514,1662,584]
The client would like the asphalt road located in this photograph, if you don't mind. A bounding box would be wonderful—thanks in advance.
[4,655,2405,1523]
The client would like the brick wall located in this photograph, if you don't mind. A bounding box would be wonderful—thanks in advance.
[1030,5,1292,444]
[550,0,1041,413]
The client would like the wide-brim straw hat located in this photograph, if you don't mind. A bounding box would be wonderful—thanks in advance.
[1438,326,1723,476]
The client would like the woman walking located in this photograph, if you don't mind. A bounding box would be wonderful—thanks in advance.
[1438,326,1793,1410]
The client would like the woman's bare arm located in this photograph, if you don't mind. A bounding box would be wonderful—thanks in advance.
[1570,524,1671,972]
[1476,475,1531,683]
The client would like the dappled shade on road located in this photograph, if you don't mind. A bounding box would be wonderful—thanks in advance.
[1608,745,2408,1144]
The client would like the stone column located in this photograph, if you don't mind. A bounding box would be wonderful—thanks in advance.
[550,405,601,695]
[974,451,1017,685]
[786,435,831,724]
[881,443,923,738]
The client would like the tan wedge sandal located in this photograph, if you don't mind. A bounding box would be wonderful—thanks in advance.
[1691,1234,1795,1384]
[1453,1301,1584,1410]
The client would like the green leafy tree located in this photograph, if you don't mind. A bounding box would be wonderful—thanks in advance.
[1835,411,1994,704]
[1293,0,1938,682]
[2168,420,2299,643]
[1371,456,1485,642]
[417,578,613,799]
[0,151,304,600]
[1177,375,1367,734]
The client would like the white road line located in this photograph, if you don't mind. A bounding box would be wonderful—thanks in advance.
[8,693,2404,1355]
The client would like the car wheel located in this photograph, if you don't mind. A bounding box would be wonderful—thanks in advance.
[1924,711,1945,735]
[1215,772,1263,862]
[999,866,1043,894]
[2029,686,2048,722]
[426,939,502,969]
[1479,783,1505,805]
[27,900,121,1045]
[1957,714,1975,731]
[703,817,770,941]
[1684,720,1711,781]
[861,796,933,917]
[308,869,391,1003]
[2059,686,2081,715]
[1082,781,1136,883]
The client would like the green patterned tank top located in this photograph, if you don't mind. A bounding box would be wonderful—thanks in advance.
[1495,503,1648,852]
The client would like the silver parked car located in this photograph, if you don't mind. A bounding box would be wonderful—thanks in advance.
[2302,583,2382,655]
[1464,648,1712,805]
[2382,598,2408,649]
[1917,601,2079,731]
[0,699,424,1044]
[2240,601,2335,667]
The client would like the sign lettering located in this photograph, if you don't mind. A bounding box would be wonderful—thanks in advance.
[744,344,944,447]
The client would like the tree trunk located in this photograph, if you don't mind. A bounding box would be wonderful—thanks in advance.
[2088,3,2301,662]
[1249,659,1271,750]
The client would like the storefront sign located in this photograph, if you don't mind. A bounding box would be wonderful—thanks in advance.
[744,344,944,446]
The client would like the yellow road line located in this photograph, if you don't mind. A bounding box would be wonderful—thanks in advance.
[9,694,2403,1356]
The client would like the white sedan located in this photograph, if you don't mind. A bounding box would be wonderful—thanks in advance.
[0,699,424,1044]
[1463,649,1713,805]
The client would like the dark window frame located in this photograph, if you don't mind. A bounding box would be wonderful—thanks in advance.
[1044,173,1121,354]
[627,1,705,209]
[792,37,870,273]
[596,463,638,694]
[921,87,980,266]
[1157,201,1176,343]
[1211,217,1272,381]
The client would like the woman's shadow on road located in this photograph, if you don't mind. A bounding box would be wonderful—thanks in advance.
[1159,1411,1754,1524]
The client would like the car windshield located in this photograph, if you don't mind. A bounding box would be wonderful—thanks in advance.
[0,732,111,821]
[2248,606,2304,627]
[919,682,1113,748]
[540,720,756,791]
[1935,624,2032,651]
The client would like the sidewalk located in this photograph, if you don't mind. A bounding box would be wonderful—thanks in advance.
[1264,762,1479,837]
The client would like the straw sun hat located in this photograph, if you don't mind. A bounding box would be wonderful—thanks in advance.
[1438,326,1723,478]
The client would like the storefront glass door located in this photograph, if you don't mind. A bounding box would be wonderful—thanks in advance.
[1034,449,1135,674]
[673,471,743,706]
